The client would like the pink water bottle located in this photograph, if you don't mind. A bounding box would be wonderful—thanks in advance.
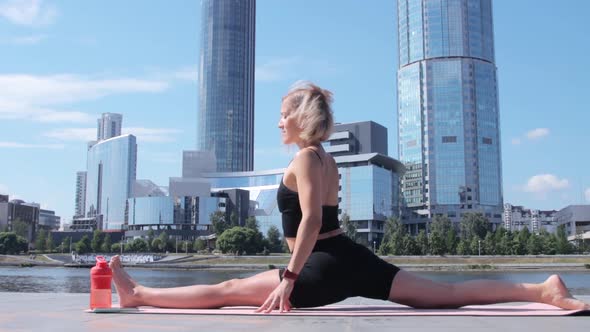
[90,256,112,309]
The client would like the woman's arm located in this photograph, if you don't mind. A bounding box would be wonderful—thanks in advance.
[286,149,323,275]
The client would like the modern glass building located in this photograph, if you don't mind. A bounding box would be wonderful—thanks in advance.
[397,0,503,230]
[97,113,122,141]
[85,134,137,230]
[198,0,256,172]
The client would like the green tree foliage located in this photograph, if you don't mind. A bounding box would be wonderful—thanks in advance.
[266,225,283,253]
[216,226,264,255]
[416,229,429,255]
[378,217,403,255]
[193,238,207,252]
[211,211,229,236]
[127,238,148,252]
[340,213,357,241]
[151,238,163,253]
[91,230,105,253]
[146,228,155,251]
[483,232,495,255]
[429,216,453,255]
[402,233,419,255]
[555,225,572,254]
[75,235,91,254]
[101,234,112,253]
[230,212,239,228]
[35,229,46,252]
[12,219,29,240]
[526,234,544,255]
[459,213,490,240]
[245,216,259,232]
[111,243,121,254]
[0,232,27,254]
[61,237,71,253]
[156,231,171,252]
[45,231,54,253]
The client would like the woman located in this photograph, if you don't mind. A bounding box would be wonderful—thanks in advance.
[110,82,589,313]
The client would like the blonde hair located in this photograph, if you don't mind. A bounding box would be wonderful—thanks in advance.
[283,81,334,144]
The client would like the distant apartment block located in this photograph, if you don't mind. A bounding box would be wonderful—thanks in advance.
[97,113,123,141]
[74,171,87,218]
[503,203,557,234]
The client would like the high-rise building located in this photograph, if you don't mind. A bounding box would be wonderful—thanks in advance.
[198,0,256,172]
[85,134,137,230]
[97,113,123,141]
[397,0,503,230]
[74,171,87,218]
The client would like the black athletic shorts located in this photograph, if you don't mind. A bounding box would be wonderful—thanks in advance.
[279,234,400,308]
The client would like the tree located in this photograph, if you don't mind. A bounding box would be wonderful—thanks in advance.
[0,232,21,254]
[75,235,91,254]
[91,230,104,253]
[245,216,259,232]
[459,213,490,243]
[146,228,155,251]
[216,226,264,255]
[35,229,46,252]
[128,238,148,252]
[151,238,164,253]
[340,213,357,241]
[61,237,71,253]
[378,217,403,255]
[555,225,572,254]
[101,233,112,253]
[266,225,283,253]
[470,236,481,255]
[12,219,29,240]
[416,229,429,255]
[156,231,171,252]
[527,234,543,255]
[111,243,121,254]
[45,231,54,253]
[211,211,229,236]
[402,233,419,255]
[483,232,495,255]
[230,212,239,227]
[193,238,207,252]
[430,216,454,255]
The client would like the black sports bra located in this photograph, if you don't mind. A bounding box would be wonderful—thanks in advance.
[276,149,340,238]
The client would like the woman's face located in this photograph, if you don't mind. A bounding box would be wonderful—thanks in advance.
[278,100,302,145]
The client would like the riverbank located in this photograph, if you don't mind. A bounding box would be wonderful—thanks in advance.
[2,254,589,271]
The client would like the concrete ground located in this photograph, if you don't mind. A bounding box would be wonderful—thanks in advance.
[0,293,588,332]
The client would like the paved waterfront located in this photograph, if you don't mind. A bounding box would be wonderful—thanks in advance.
[0,292,588,332]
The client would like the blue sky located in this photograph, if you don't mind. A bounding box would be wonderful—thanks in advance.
[0,0,589,224]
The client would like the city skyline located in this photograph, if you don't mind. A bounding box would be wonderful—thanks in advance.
[0,0,589,223]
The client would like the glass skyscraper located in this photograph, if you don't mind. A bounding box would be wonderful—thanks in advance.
[397,0,503,228]
[85,134,137,230]
[198,0,256,172]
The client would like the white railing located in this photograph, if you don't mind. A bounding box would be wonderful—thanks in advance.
[71,254,163,265]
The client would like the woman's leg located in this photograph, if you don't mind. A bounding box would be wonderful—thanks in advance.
[109,255,280,308]
[388,270,589,310]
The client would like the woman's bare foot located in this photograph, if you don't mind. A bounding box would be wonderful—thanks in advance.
[109,255,142,308]
[540,275,590,310]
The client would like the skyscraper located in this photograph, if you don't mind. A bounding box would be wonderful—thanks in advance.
[397,0,503,230]
[85,134,137,230]
[97,113,123,141]
[74,171,87,218]
[198,0,256,172]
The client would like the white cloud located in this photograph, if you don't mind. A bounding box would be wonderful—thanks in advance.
[523,174,569,193]
[526,128,550,140]
[0,141,64,149]
[255,57,301,82]
[173,66,198,82]
[585,188,590,203]
[0,74,168,123]
[0,0,57,26]
[511,138,521,145]
[43,127,182,143]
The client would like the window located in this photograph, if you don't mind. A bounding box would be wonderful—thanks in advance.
[442,136,457,143]
[482,137,492,144]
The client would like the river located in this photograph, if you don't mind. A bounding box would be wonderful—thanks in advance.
[1,266,589,295]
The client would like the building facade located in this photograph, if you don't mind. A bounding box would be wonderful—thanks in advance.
[85,134,137,230]
[197,0,256,172]
[503,203,557,234]
[97,113,123,141]
[39,209,61,230]
[74,171,87,218]
[555,205,590,238]
[397,0,503,229]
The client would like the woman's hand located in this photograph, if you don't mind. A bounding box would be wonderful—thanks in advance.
[255,279,295,313]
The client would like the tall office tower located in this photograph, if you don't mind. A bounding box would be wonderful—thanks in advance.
[74,171,87,218]
[198,0,256,172]
[97,113,123,141]
[397,0,503,230]
[85,134,137,230]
